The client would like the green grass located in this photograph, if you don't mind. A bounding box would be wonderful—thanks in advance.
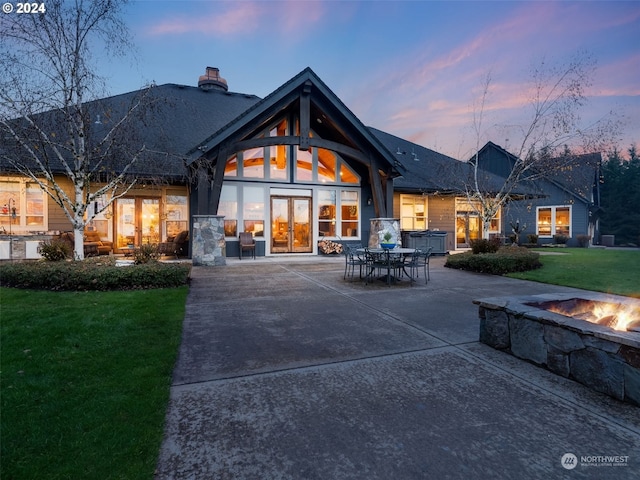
[507,248,640,298]
[1,286,188,480]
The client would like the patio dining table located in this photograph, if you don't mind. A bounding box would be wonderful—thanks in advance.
[356,247,416,285]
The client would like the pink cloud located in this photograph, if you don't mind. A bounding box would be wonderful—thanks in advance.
[144,0,329,38]
[145,2,262,37]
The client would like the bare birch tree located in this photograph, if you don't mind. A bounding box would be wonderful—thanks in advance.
[465,53,619,240]
[0,0,152,259]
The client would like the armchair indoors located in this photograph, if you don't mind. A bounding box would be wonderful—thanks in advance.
[239,232,256,259]
[59,230,113,257]
[158,230,189,258]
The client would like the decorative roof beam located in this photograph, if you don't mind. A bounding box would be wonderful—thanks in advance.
[299,80,312,151]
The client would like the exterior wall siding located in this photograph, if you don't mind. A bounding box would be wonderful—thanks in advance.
[426,196,456,251]
[505,181,591,246]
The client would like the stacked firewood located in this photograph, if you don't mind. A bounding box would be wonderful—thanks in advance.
[318,239,343,254]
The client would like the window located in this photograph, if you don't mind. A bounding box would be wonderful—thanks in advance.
[537,206,571,238]
[341,190,359,237]
[1,178,47,232]
[317,149,336,183]
[400,195,427,230]
[318,190,336,237]
[296,147,313,182]
[224,117,359,186]
[219,185,237,237]
[165,194,188,239]
[242,148,265,179]
[243,187,264,237]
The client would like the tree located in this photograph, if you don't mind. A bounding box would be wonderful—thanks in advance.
[600,144,640,245]
[0,0,151,259]
[465,53,620,239]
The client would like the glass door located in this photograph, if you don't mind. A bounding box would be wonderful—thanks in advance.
[270,196,312,253]
[115,197,160,250]
[456,212,480,249]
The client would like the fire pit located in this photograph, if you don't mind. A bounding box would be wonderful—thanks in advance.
[474,292,640,405]
[530,297,640,332]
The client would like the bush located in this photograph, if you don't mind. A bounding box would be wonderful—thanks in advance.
[527,234,539,244]
[470,238,500,254]
[38,238,72,261]
[445,246,542,275]
[133,243,160,264]
[0,257,191,291]
[554,234,569,245]
[576,234,591,248]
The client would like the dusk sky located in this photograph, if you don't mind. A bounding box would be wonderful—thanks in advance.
[106,0,640,160]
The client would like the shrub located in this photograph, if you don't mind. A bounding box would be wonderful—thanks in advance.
[527,234,539,244]
[470,238,500,254]
[38,238,72,261]
[576,234,591,248]
[445,246,541,275]
[133,243,160,264]
[0,257,191,291]
[554,234,569,245]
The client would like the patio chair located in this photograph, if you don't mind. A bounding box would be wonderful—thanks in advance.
[405,247,433,284]
[343,244,366,281]
[239,231,256,259]
[364,247,401,286]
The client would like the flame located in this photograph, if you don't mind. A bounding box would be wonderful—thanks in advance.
[544,300,639,332]
[592,303,636,331]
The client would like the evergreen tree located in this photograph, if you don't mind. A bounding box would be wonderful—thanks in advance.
[600,144,640,245]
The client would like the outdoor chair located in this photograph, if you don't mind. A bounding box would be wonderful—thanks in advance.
[364,247,402,286]
[405,247,433,284]
[239,231,256,259]
[343,244,366,281]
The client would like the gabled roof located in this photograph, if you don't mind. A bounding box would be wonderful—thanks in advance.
[186,67,399,175]
[370,128,525,195]
[473,141,601,204]
[544,152,601,204]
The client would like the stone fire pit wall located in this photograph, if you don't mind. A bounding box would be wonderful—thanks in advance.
[474,292,640,406]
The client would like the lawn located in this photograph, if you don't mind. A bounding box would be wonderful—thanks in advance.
[0,286,188,480]
[507,248,640,298]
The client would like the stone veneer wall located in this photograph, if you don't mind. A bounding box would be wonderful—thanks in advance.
[475,293,640,406]
[191,215,226,266]
[368,218,400,248]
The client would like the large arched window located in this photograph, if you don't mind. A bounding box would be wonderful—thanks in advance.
[223,118,359,186]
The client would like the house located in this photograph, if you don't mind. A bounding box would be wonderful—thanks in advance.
[472,142,602,246]
[0,67,601,260]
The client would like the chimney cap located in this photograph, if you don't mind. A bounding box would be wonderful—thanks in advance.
[198,66,228,91]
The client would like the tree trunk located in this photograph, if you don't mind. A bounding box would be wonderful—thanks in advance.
[74,225,85,260]
[482,218,491,240]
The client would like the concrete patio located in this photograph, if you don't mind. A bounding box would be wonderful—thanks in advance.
[155,255,639,479]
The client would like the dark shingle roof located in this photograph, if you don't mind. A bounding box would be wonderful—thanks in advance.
[1,83,261,180]
[369,127,520,195]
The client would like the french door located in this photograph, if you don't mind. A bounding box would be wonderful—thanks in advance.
[270,196,312,253]
[455,212,480,249]
[115,197,160,249]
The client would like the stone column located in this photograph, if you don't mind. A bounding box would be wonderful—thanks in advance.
[192,215,226,266]
[368,218,400,248]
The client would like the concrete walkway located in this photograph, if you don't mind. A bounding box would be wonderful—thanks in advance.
[155,256,639,479]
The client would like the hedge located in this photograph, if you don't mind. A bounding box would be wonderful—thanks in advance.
[0,257,191,291]
[445,246,542,275]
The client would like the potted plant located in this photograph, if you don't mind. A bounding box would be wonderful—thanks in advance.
[379,229,396,249]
